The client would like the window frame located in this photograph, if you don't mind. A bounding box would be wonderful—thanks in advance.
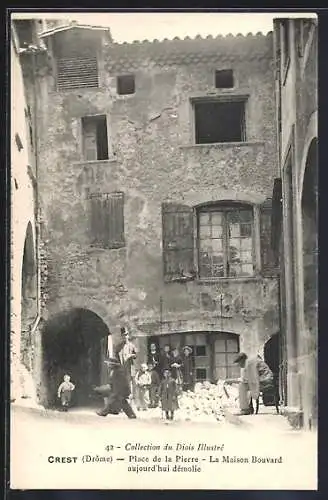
[190,95,248,146]
[116,74,136,96]
[80,114,111,162]
[196,202,260,281]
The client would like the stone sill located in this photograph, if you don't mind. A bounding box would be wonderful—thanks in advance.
[179,141,265,150]
[196,276,264,284]
[73,158,117,166]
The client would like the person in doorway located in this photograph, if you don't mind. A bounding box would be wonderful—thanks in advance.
[148,363,161,408]
[94,357,137,419]
[160,344,172,373]
[148,343,161,375]
[181,345,194,392]
[159,369,179,421]
[57,374,75,411]
[225,352,274,415]
[170,347,183,393]
[115,327,138,401]
[135,363,151,411]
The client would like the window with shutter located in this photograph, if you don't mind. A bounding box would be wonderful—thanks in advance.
[162,203,196,282]
[89,192,124,249]
[260,198,277,276]
[82,116,109,161]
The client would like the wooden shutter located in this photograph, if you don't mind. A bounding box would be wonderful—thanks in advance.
[260,198,277,276]
[56,56,99,91]
[89,192,124,249]
[105,192,125,249]
[162,202,195,282]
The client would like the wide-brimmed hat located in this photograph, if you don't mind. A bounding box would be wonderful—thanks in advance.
[233,352,247,364]
[104,357,121,366]
[182,345,192,353]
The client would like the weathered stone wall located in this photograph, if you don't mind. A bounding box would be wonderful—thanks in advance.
[11,34,38,402]
[35,33,279,363]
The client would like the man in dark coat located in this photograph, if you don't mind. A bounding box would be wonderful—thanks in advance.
[94,357,137,419]
[181,345,194,391]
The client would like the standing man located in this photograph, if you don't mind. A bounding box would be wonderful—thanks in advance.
[181,345,194,391]
[115,327,138,401]
[94,357,137,419]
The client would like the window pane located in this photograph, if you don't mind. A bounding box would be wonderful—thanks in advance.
[199,225,211,238]
[199,241,212,253]
[211,213,223,225]
[195,345,207,356]
[227,339,239,352]
[215,353,227,366]
[227,353,238,365]
[212,238,223,252]
[240,250,252,263]
[199,263,212,278]
[229,263,241,277]
[241,238,252,250]
[212,226,223,238]
[196,368,207,380]
[240,223,252,237]
[240,264,253,276]
[215,339,227,352]
[212,264,225,277]
[230,223,240,238]
[227,366,240,378]
[239,210,253,223]
[229,243,241,263]
[199,212,210,225]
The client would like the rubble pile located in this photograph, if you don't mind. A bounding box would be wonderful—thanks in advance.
[178,381,240,422]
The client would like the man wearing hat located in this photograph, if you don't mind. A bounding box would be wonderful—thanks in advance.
[114,327,138,401]
[181,345,194,392]
[225,352,274,415]
[94,357,137,418]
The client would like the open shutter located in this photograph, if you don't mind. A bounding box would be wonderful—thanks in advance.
[260,198,277,276]
[162,202,195,282]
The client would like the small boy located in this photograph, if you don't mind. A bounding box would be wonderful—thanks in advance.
[159,369,179,420]
[57,374,75,411]
[148,363,160,408]
[135,363,151,411]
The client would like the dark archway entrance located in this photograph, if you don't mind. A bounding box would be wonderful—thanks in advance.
[263,332,280,406]
[301,137,318,425]
[42,308,110,408]
[21,222,37,371]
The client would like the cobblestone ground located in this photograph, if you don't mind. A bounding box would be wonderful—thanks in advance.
[10,403,317,490]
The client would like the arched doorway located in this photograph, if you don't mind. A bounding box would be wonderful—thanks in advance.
[21,222,37,371]
[301,137,318,425]
[42,308,111,408]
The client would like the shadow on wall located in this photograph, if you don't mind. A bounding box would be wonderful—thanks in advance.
[41,308,111,408]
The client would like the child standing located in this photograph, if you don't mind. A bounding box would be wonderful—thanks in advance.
[148,363,161,408]
[159,369,179,420]
[57,374,75,411]
[135,363,151,411]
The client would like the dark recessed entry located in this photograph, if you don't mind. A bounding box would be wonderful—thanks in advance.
[215,69,234,89]
[117,74,135,95]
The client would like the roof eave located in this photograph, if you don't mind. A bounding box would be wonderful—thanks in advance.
[39,24,112,39]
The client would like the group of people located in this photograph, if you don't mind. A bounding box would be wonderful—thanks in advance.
[56,326,278,420]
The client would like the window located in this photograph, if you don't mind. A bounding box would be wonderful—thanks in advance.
[117,75,135,95]
[14,20,34,48]
[162,200,275,282]
[214,334,240,380]
[89,192,125,249]
[193,99,246,144]
[196,368,207,381]
[195,345,207,357]
[215,69,234,89]
[82,115,109,161]
[198,204,254,278]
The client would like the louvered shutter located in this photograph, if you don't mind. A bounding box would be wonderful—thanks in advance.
[260,198,277,276]
[162,202,195,282]
[56,56,99,91]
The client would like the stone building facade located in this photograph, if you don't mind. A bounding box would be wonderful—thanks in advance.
[10,20,40,403]
[13,20,280,407]
[272,17,318,429]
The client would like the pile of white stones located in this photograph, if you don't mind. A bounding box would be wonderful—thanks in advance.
[178,381,240,422]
